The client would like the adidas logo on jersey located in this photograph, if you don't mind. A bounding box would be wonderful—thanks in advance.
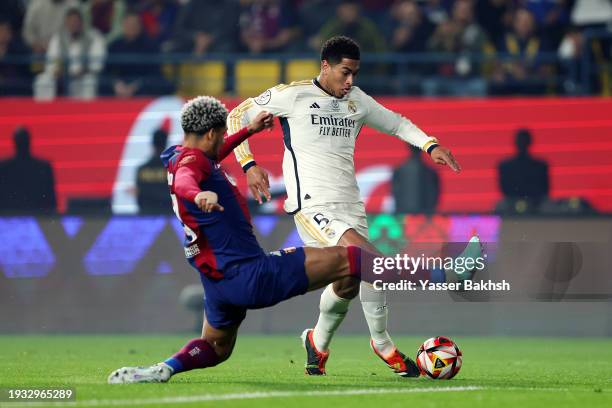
[309,102,320,109]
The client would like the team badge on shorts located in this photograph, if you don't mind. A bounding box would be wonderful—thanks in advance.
[323,227,336,239]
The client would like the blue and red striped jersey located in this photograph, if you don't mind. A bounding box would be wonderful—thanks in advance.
[161,128,265,279]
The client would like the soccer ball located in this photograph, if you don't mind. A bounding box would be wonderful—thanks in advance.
[416,336,462,379]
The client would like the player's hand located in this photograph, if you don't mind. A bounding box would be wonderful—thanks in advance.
[430,145,461,172]
[247,111,274,134]
[195,191,224,213]
[246,165,271,204]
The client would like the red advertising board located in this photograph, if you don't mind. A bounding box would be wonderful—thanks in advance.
[0,97,611,213]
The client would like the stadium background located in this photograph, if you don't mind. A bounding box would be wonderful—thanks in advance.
[1,0,611,352]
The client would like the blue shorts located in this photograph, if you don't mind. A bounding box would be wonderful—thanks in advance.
[199,247,309,329]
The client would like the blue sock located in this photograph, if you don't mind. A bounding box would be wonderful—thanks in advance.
[163,357,183,374]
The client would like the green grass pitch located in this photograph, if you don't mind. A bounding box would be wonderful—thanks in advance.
[0,335,610,407]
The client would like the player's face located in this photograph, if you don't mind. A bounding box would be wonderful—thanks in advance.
[212,126,227,158]
[324,58,360,98]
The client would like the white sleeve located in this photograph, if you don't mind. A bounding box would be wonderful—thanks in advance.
[361,91,438,152]
[228,85,297,170]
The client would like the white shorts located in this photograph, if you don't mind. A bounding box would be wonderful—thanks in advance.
[293,203,369,248]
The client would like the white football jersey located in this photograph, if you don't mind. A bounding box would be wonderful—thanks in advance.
[227,79,438,214]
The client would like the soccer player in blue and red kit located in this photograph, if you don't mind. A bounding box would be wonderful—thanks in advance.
[107,96,402,384]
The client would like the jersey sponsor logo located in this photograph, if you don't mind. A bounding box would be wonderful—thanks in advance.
[311,114,356,138]
[309,102,320,109]
[178,155,196,167]
[254,89,272,105]
[310,114,356,128]
[184,243,200,258]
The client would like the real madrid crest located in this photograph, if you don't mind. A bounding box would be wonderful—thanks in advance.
[348,100,357,114]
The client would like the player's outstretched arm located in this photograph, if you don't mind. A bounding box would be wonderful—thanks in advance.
[174,160,223,213]
[219,110,274,204]
[246,110,274,134]
[360,91,459,171]
[429,145,461,172]
[243,109,275,204]
[245,165,271,205]
[229,86,296,204]
[242,111,274,204]
[217,111,273,161]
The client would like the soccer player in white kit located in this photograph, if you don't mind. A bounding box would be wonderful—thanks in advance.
[228,36,477,377]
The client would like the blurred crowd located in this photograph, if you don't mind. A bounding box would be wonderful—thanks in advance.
[0,0,611,97]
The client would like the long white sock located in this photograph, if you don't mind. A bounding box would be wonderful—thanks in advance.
[312,284,351,352]
[360,282,395,357]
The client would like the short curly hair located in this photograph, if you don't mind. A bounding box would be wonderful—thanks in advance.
[180,96,228,135]
[320,36,360,65]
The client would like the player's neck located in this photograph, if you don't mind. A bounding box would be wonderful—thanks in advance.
[183,139,213,158]
[316,75,336,98]
[182,139,198,149]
